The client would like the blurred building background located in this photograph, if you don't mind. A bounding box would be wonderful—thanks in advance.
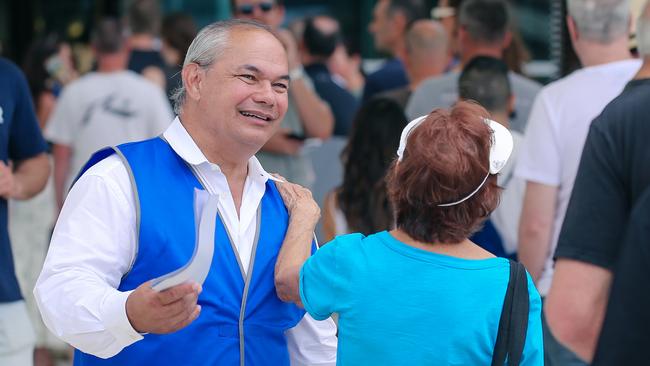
[0,0,577,82]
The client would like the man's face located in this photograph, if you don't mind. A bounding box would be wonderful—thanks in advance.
[369,0,398,53]
[232,0,284,29]
[195,29,289,151]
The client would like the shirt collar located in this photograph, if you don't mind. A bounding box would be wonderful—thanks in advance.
[162,116,281,183]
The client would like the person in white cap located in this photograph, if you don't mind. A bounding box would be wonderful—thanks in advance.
[272,100,544,365]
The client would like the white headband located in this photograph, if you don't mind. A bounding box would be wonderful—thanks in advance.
[396,115,514,207]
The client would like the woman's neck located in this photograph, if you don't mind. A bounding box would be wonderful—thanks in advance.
[390,228,495,259]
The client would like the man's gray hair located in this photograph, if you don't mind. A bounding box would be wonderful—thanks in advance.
[170,19,274,115]
[567,0,630,43]
[127,0,161,35]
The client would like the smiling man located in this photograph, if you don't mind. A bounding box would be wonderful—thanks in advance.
[231,0,334,189]
[34,20,337,365]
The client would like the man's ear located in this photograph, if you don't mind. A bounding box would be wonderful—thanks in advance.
[501,30,513,50]
[182,63,204,102]
[507,94,515,115]
[457,25,469,46]
[403,44,413,68]
[567,15,579,42]
[392,11,408,34]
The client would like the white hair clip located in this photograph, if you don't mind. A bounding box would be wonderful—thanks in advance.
[396,115,513,207]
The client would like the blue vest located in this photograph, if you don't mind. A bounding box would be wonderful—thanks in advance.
[73,138,306,366]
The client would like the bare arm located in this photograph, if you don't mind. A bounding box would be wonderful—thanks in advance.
[289,80,334,139]
[276,29,333,140]
[321,191,338,243]
[0,153,50,200]
[545,259,612,362]
[52,143,72,209]
[274,180,320,305]
[141,66,166,90]
[518,181,558,282]
[260,129,304,155]
[36,92,56,130]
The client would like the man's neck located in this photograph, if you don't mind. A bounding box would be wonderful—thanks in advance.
[302,55,328,68]
[460,46,503,67]
[180,113,252,215]
[408,63,447,90]
[128,34,155,50]
[182,120,250,170]
[633,58,650,80]
[97,53,127,73]
[575,38,631,67]
[488,111,510,129]
[388,40,407,62]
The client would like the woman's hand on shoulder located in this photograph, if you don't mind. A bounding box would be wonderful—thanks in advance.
[274,174,321,224]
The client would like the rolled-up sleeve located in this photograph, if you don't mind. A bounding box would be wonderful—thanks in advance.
[34,155,143,358]
[300,244,342,320]
[299,234,361,321]
[289,236,370,365]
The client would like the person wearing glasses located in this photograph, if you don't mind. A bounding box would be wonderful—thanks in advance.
[274,101,543,365]
[231,0,279,25]
[231,0,334,190]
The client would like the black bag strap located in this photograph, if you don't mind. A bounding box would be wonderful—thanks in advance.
[491,259,530,366]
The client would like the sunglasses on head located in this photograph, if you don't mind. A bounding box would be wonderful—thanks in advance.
[237,2,274,15]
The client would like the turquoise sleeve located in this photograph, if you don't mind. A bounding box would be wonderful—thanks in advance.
[299,240,342,320]
[299,234,362,320]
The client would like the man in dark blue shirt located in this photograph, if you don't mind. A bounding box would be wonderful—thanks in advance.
[0,57,50,365]
[364,0,427,101]
[302,16,359,137]
[126,0,166,84]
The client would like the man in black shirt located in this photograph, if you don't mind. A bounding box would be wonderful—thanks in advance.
[591,188,650,365]
[544,3,650,362]
[126,0,165,83]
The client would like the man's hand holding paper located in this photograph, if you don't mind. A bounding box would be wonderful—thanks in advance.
[126,281,202,334]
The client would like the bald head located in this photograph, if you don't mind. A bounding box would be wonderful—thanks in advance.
[406,20,448,57]
[404,20,449,87]
[312,15,339,34]
[303,15,341,59]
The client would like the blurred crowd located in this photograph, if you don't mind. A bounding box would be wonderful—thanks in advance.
[1,0,650,365]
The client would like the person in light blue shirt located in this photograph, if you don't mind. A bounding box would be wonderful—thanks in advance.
[274,101,543,365]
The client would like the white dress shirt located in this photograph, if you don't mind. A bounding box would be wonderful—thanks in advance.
[34,118,337,364]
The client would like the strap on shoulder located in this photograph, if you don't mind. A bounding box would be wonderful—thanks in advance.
[491,259,530,366]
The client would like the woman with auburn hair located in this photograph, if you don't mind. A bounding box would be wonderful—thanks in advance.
[273,101,543,365]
